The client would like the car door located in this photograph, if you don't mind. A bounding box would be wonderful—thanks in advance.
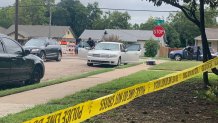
[44,41,53,58]
[125,44,141,63]
[78,41,91,59]
[46,40,58,58]
[2,38,30,81]
[120,44,128,63]
[0,40,11,84]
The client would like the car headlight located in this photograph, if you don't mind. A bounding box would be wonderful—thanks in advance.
[109,54,118,58]
[31,49,40,52]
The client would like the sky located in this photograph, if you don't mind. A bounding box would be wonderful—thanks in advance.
[0,0,179,24]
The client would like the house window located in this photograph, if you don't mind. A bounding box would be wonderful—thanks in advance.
[68,31,70,35]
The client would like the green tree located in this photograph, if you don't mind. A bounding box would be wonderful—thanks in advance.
[107,11,131,29]
[0,7,14,28]
[168,8,217,47]
[163,23,181,48]
[145,0,218,87]
[92,11,131,30]
[86,2,102,29]
[140,17,156,30]
[19,0,49,25]
[139,17,180,48]
[131,23,140,30]
[52,0,89,36]
[144,38,160,57]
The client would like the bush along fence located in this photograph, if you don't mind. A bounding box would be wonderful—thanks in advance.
[24,57,218,123]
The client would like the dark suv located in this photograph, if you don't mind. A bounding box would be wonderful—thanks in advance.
[0,34,45,85]
[24,38,62,62]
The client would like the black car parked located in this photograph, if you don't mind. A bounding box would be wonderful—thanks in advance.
[0,34,45,85]
[24,38,62,62]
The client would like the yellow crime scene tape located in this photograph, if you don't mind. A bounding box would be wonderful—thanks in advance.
[23,57,218,123]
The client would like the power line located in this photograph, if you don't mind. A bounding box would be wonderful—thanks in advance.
[0,4,217,13]
[0,4,180,13]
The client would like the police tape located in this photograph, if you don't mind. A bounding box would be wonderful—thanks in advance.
[23,57,218,123]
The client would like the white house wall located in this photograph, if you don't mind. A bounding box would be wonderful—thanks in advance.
[195,40,218,52]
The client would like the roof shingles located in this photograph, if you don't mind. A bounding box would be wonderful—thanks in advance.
[7,25,72,38]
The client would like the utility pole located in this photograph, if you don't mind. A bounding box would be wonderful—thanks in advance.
[48,0,52,39]
[15,0,19,41]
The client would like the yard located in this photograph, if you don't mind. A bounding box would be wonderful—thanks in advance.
[0,60,218,123]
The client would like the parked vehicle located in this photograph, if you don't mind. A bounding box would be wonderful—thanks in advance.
[78,41,141,66]
[0,34,45,85]
[24,38,62,62]
[169,46,216,61]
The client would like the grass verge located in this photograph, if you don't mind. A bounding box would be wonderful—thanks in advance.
[149,61,201,71]
[0,70,172,123]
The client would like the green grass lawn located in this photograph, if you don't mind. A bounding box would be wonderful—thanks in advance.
[150,61,202,71]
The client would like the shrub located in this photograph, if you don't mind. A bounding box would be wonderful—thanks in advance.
[144,38,160,57]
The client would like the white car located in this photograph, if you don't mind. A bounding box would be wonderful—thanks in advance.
[78,42,141,66]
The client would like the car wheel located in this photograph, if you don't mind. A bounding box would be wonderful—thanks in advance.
[40,51,46,62]
[174,54,182,61]
[87,62,93,66]
[56,51,62,61]
[117,57,121,66]
[27,66,42,85]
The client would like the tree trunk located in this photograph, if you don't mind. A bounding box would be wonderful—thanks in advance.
[199,0,211,87]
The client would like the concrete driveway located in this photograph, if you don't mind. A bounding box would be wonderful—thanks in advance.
[42,55,102,81]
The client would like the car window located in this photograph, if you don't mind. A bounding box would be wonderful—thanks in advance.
[2,38,23,54]
[127,44,141,51]
[48,40,58,45]
[0,42,4,53]
[120,44,125,52]
[25,39,46,47]
[95,43,120,51]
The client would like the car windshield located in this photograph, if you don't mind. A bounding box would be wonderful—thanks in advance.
[95,43,119,51]
[25,39,46,47]
[127,44,140,51]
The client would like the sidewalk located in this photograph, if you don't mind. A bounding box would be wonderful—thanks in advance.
[0,61,165,117]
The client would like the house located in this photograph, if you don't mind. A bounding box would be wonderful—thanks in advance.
[79,29,165,55]
[195,28,218,52]
[6,25,75,45]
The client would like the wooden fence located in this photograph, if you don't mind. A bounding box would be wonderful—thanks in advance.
[158,46,182,58]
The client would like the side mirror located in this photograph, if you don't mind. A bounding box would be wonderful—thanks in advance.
[24,49,30,55]
[124,49,128,52]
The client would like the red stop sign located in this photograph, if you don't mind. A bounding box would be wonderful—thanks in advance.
[153,26,165,37]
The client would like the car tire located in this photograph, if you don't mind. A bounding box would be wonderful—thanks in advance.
[87,63,93,66]
[174,54,182,61]
[27,66,42,85]
[56,51,62,62]
[117,57,121,66]
[40,51,46,62]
